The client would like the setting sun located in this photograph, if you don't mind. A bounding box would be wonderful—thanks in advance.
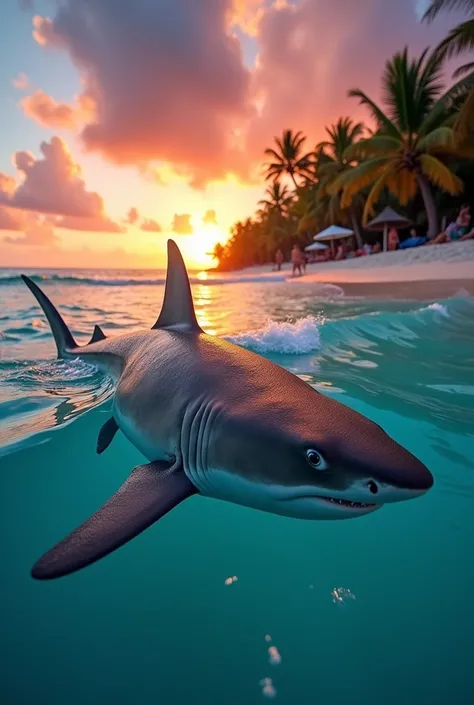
[183,221,228,269]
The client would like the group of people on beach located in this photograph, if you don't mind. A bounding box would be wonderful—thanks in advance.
[274,245,307,276]
[273,203,473,275]
[429,204,474,244]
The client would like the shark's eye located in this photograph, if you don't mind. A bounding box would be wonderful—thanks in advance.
[306,449,326,470]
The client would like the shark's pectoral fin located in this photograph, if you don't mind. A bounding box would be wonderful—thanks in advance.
[96,416,119,454]
[31,460,197,580]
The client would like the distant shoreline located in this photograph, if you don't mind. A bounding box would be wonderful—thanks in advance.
[215,241,474,294]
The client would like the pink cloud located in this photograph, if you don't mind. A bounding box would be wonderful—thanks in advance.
[21,90,80,129]
[54,215,125,233]
[230,0,267,36]
[127,207,139,225]
[11,73,29,90]
[246,0,458,158]
[172,213,193,235]
[4,222,58,247]
[203,209,217,225]
[32,1,252,184]
[0,137,119,227]
[28,1,457,187]
[0,173,17,200]
[140,218,162,233]
[0,207,29,231]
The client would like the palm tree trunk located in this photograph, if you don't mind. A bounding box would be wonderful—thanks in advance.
[416,172,438,239]
[349,209,363,249]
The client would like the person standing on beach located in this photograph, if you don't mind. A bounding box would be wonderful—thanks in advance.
[291,244,303,277]
[275,249,284,271]
[300,250,307,274]
[388,227,399,251]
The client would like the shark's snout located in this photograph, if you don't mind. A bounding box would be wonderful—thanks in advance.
[350,437,434,504]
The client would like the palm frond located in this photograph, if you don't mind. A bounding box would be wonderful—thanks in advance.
[336,157,388,208]
[348,89,402,139]
[344,135,400,160]
[453,61,474,78]
[264,148,284,161]
[418,70,474,134]
[434,20,474,62]
[454,86,474,142]
[422,0,474,23]
[417,126,456,151]
[362,167,396,224]
[419,154,465,194]
[386,169,418,205]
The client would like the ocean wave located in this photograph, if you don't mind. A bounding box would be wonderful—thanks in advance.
[227,316,322,354]
[227,295,473,355]
[0,358,113,456]
[0,272,287,287]
[1,293,473,451]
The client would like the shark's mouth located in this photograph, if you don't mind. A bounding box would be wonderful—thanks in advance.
[319,496,378,509]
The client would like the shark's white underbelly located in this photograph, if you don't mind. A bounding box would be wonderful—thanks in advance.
[114,405,170,462]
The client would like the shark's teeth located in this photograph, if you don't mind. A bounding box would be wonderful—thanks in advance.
[322,497,377,509]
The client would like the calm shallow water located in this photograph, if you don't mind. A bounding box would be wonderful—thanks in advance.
[1,267,473,704]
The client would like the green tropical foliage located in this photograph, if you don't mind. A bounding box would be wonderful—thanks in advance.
[258,182,294,214]
[315,117,366,247]
[263,130,315,188]
[212,39,474,270]
[331,47,471,238]
[423,0,474,143]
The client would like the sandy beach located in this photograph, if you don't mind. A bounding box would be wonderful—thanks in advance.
[229,240,474,296]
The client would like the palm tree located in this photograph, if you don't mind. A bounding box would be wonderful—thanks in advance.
[258,182,294,214]
[423,0,474,68]
[334,47,468,238]
[422,0,474,143]
[263,130,315,189]
[211,242,225,262]
[315,117,366,247]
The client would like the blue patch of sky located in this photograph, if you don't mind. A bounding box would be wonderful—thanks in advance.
[0,1,81,171]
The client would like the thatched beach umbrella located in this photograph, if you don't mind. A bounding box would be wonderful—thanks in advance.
[367,206,411,252]
[313,225,354,257]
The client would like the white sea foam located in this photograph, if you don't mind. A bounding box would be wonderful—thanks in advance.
[227,316,322,355]
[424,302,449,317]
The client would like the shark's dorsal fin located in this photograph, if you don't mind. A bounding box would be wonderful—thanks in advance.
[89,325,106,344]
[152,239,202,332]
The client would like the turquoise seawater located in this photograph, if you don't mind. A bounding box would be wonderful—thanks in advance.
[1,268,473,704]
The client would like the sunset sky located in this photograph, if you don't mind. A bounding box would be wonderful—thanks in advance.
[0,0,459,269]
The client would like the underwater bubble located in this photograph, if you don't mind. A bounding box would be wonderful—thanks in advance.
[260,678,277,699]
[268,646,281,666]
[331,587,356,604]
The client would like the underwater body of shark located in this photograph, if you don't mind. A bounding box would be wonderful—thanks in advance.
[22,240,434,580]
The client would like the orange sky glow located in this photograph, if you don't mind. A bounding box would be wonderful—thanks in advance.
[0,0,452,270]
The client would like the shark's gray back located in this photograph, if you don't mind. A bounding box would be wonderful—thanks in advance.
[89,327,370,471]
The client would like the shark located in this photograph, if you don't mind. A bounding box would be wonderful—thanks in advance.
[22,239,434,580]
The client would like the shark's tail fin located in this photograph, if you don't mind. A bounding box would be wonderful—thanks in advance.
[21,275,78,358]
